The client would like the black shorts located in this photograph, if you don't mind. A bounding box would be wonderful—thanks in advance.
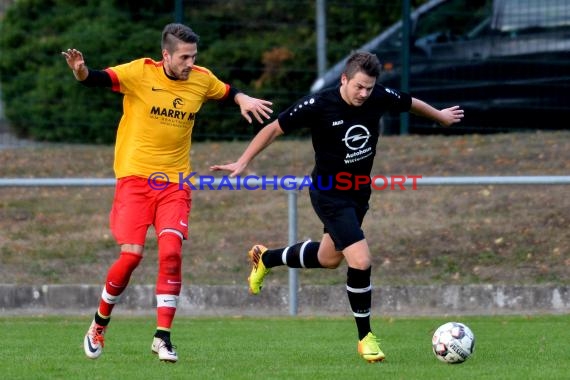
[309,188,371,251]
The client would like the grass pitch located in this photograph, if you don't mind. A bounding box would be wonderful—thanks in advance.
[1,315,569,380]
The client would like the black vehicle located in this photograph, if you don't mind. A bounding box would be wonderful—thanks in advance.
[310,0,570,134]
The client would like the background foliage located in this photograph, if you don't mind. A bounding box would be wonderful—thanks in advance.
[0,0,426,143]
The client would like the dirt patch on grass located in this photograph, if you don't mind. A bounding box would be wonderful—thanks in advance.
[0,131,569,285]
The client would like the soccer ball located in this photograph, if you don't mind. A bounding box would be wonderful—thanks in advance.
[432,322,475,364]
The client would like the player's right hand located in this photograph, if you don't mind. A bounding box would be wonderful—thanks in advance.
[61,49,84,70]
[61,48,88,80]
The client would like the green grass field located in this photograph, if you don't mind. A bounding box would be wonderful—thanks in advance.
[2,315,569,380]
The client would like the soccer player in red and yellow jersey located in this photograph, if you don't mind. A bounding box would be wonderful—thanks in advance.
[62,23,272,363]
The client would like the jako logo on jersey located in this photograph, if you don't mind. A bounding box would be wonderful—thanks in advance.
[332,120,344,126]
[342,124,371,150]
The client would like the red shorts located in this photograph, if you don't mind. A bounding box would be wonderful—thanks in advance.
[109,176,191,245]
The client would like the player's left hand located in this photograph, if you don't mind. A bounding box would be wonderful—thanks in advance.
[235,93,273,124]
[439,105,464,127]
[210,161,246,178]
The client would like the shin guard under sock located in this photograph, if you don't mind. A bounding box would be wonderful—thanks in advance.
[346,266,372,340]
[156,232,182,330]
[263,241,323,268]
[98,251,142,316]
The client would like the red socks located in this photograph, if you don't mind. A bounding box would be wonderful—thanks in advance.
[97,232,182,331]
[98,251,142,317]
[156,232,183,330]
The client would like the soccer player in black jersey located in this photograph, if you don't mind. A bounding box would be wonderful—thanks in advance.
[211,51,464,363]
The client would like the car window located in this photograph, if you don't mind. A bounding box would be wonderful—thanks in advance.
[414,0,491,40]
[372,0,491,55]
[493,0,570,32]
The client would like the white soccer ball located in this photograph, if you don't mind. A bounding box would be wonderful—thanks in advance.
[432,321,475,364]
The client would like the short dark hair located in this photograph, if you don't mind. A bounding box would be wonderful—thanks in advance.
[343,51,381,80]
[161,23,200,53]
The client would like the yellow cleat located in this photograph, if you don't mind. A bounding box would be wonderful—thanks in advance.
[357,332,385,363]
[247,245,270,295]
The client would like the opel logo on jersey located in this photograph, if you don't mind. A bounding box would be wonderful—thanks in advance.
[342,124,371,151]
[173,98,185,109]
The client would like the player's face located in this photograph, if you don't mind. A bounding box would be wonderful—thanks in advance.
[340,71,376,107]
[163,42,198,81]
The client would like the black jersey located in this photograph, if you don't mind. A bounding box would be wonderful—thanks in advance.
[278,84,412,189]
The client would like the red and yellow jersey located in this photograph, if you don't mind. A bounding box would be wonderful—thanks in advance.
[105,58,229,182]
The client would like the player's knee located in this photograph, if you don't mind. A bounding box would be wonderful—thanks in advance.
[160,251,181,274]
[118,251,143,270]
[348,255,371,270]
[342,239,372,269]
[158,231,182,275]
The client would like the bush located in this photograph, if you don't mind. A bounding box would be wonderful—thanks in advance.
[0,0,414,143]
[0,0,168,142]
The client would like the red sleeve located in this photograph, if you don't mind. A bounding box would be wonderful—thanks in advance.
[104,68,120,92]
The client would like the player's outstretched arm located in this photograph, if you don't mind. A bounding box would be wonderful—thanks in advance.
[61,48,89,81]
[234,93,273,124]
[210,120,284,177]
[410,97,464,127]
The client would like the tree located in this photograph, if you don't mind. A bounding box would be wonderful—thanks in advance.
[0,0,406,143]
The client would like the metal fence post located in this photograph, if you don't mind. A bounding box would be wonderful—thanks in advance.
[287,190,299,316]
[400,0,411,135]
